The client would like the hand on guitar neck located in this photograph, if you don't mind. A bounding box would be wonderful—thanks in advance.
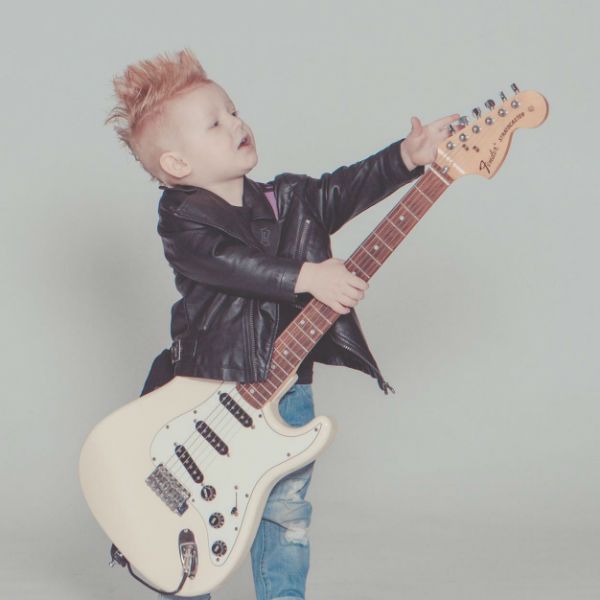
[294,258,368,315]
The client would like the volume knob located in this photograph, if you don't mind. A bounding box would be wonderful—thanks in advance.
[209,512,225,528]
[201,485,216,501]
[211,540,227,556]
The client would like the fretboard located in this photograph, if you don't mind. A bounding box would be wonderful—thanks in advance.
[237,163,453,408]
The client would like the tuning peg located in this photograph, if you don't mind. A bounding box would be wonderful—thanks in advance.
[500,91,507,102]
[447,123,455,135]
[484,99,496,110]
[472,107,482,119]
[511,82,520,93]
[459,116,469,126]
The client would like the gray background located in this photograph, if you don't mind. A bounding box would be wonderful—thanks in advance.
[1,1,598,598]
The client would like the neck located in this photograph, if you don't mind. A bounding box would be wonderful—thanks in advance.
[203,176,245,207]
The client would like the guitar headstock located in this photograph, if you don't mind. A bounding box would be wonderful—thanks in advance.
[435,84,549,180]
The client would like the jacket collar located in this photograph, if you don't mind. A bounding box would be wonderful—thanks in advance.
[159,175,277,223]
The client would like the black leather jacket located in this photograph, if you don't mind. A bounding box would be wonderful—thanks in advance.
[155,138,424,394]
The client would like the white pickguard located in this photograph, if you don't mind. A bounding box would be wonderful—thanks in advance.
[148,382,321,565]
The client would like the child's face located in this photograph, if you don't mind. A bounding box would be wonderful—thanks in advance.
[159,81,257,186]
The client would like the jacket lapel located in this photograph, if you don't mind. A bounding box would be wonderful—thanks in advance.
[159,176,277,249]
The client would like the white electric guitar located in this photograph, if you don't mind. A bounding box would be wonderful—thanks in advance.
[79,86,548,596]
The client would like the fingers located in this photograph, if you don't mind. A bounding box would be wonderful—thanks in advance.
[341,288,364,305]
[321,259,369,314]
[429,113,460,130]
[349,274,368,290]
[410,116,423,134]
[332,302,351,314]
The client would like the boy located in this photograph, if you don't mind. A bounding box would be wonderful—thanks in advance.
[105,48,457,600]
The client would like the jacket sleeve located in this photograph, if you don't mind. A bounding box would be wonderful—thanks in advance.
[159,220,304,302]
[297,138,425,234]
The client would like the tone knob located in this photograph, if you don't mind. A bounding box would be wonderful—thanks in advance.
[209,512,225,528]
[201,485,216,501]
[484,99,495,110]
[211,540,227,556]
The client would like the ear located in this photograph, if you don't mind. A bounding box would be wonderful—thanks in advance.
[159,151,192,180]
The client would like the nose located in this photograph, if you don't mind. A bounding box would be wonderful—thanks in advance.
[229,112,243,132]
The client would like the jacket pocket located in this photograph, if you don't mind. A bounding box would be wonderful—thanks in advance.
[191,295,228,332]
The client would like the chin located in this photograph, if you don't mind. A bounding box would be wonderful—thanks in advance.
[244,153,259,173]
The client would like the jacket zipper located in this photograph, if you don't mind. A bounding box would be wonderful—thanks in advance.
[199,298,221,331]
[295,217,311,259]
[328,328,394,392]
[247,299,259,380]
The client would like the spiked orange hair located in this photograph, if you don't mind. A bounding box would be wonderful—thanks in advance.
[105,47,213,183]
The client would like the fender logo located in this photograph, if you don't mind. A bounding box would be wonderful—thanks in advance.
[479,111,525,174]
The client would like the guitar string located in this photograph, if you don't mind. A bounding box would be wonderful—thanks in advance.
[162,395,225,475]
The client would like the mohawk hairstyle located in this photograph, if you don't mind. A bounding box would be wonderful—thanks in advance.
[105,47,213,183]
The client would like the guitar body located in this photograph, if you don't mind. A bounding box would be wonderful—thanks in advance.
[79,373,336,595]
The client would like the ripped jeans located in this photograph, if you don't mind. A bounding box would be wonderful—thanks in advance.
[158,383,316,600]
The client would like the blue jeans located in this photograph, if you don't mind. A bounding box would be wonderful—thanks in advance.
[159,383,316,600]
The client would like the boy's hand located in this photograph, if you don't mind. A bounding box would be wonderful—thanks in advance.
[400,113,460,170]
[295,259,368,314]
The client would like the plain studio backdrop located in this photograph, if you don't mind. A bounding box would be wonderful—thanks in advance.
[1,1,598,598]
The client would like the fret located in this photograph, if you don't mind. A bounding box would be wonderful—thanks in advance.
[361,246,383,266]
[429,166,451,186]
[254,375,277,395]
[359,244,384,266]
[373,231,394,252]
[308,314,328,333]
[364,235,394,260]
[273,345,296,369]
[346,258,371,279]
[289,322,316,351]
[414,183,433,205]
[401,202,420,221]
[278,338,304,362]
[385,216,407,237]
[298,313,324,336]
[393,209,419,234]
[267,362,286,385]
[238,384,268,407]
[404,193,430,219]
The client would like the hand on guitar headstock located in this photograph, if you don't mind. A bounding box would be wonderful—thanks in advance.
[433,84,549,181]
[400,112,460,171]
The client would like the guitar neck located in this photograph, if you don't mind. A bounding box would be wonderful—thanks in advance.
[237,164,454,408]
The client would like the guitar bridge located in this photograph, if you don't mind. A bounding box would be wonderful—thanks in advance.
[146,464,191,515]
